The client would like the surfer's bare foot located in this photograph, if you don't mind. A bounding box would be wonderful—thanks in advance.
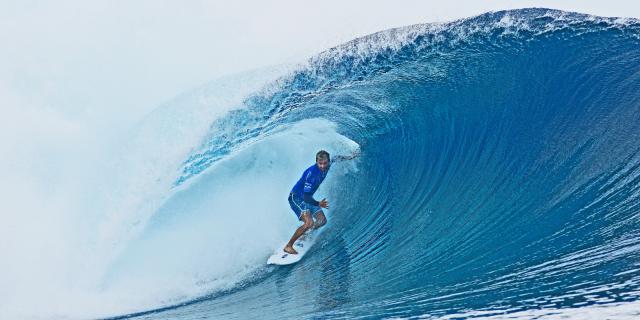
[283,245,298,254]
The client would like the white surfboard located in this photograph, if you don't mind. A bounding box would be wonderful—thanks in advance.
[267,231,317,265]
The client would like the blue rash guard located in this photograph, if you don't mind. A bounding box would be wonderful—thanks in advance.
[290,164,329,206]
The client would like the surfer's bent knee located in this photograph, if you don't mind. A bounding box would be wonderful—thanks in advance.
[301,212,313,229]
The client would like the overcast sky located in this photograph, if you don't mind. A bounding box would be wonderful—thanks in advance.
[1,0,639,129]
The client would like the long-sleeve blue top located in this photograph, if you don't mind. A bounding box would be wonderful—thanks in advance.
[290,164,329,206]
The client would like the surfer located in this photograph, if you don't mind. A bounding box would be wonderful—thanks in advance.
[284,149,357,254]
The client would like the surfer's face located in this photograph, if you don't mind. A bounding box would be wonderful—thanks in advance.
[316,157,330,172]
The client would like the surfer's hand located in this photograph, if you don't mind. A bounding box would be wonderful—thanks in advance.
[319,198,329,209]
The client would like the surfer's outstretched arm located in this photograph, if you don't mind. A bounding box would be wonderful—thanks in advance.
[332,148,361,163]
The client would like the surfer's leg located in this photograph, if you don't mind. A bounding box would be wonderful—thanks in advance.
[313,210,326,229]
[284,212,313,254]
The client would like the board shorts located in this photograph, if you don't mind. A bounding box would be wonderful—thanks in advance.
[288,193,322,221]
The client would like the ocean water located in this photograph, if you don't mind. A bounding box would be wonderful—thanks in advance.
[8,8,640,320]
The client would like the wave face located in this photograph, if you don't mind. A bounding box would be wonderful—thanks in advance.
[114,8,640,320]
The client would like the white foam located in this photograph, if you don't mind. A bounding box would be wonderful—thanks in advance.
[89,118,358,318]
[0,110,358,319]
[0,66,297,319]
